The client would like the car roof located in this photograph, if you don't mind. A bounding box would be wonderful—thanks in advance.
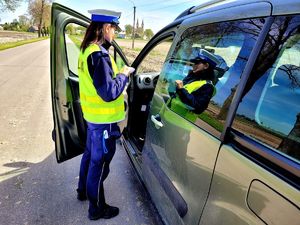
[175,0,300,22]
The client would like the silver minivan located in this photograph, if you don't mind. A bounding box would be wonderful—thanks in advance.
[51,0,300,224]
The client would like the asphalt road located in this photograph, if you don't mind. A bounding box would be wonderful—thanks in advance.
[0,40,162,225]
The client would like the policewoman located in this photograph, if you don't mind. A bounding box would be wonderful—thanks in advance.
[171,49,220,122]
[76,9,134,220]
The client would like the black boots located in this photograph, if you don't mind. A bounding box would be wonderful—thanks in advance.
[77,189,119,220]
[88,204,119,220]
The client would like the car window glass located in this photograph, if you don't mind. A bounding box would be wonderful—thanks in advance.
[114,40,146,65]
[65,23,86,75]
[232,15,300,162]
[108,47,127,72]
[136,38,173,75]
[156,18,265,137]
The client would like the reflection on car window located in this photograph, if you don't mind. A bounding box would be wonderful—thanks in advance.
[232,15,300,162]
[156,18,266,137]
[165,49,220,123]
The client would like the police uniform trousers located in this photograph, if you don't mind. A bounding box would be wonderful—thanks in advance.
[78,122,119,214]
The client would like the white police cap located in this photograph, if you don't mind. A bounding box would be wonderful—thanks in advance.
[88,9,121,30]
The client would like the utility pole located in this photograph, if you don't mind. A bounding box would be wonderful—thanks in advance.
[131,6,136,49]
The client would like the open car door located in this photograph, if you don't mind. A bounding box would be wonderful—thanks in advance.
[50,3,129,163]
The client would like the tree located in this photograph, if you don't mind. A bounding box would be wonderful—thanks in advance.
[28,0,51,37]
[18,14,30,31]
[3,19,20,31]
[279,113,300,160]
[0,0,22,12]
[144,29,154,39]
[19,14,30,26]
[65,23,75,35]
[125,24,133,37]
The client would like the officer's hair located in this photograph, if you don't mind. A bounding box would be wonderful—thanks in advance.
[80,22,105,52]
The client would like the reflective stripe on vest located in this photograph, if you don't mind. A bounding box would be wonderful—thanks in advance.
[78,44,125,123]
[170,80,216,122]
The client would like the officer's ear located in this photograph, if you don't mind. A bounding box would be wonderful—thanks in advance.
[204,63,209,70]
[103,23,110,34]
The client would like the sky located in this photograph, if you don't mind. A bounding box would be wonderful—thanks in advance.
[0,0,208,33]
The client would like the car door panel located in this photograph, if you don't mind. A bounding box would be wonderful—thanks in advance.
[247,179,299,225]
[142,101,221,225]
[68,75,86,144]
[51,3,90,162]
[200,144,300,225]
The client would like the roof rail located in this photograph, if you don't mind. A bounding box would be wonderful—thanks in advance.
[174,6,195,20]
[190,0,227,13]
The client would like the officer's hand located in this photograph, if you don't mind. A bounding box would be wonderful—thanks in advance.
[175,80,183,89]
[120,66,135,77]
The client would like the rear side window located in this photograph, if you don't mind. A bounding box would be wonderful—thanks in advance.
[232,15,300,162]
[158,18,266,137]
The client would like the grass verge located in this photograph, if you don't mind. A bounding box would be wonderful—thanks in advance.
[68,34,82,49]
[0,37,49,51]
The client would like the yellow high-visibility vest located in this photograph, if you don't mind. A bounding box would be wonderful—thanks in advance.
[78,44,125,123]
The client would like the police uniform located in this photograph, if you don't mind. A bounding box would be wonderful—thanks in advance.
[76,9,128,220]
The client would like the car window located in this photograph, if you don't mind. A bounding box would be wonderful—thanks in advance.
[64,23,126,75]
[114,39,146,66]
[156,18,266,137]
[232,15,300,162]
[108,48,127,72]
[65,23,86,75]
[136,37,173,74]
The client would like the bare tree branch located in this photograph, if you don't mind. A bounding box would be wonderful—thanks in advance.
[0,0,22,12]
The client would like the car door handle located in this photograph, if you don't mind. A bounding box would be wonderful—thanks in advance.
[151,114,163,129]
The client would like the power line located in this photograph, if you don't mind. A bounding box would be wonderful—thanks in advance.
[127,0,135,6]
[136,0,176,8]
[123,12,133,18]
[142,0,198,12]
